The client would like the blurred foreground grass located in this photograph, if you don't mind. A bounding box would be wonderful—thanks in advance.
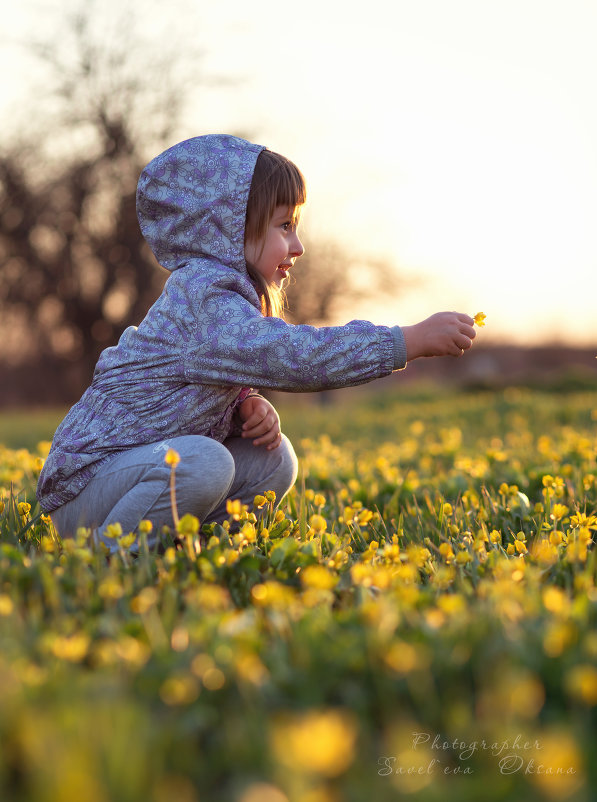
[0,387,596,802]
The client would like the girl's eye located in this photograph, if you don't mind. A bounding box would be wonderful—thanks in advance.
[281,222,291,231]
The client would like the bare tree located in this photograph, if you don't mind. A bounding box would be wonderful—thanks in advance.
[0,2,197,391]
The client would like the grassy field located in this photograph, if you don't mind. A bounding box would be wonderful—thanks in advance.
[0,386,596,802]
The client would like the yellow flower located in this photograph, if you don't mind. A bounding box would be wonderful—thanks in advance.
[437,593,466,616]
[531,538,558,565]
[301,565,338,591]
[240,521,257,543]
[164,448,180,467]
[357,508,373,525]
[234,652,269,686]
[543,621,576,657]
[551,503,569,521]
[17,502,31,517]
[384,641,429,674]
[131,586,158,614]
[226,498,245,519]
[565,665,597,705]
[309,514,327,533]
[177,513,200,536]
[160,673,199,706]
[406,545,431,567]
[98,576,125,600]
[473,312,486,327]
[117,532,137,550]
[439,542,454,562]
[251,581,296,610]
[570,512,597,529]
[542,586,569,615]
[51,633,90,662]
[270,709,357,777]
[104,522,123,539]
[0,595,14,616]
[566,540,588,563]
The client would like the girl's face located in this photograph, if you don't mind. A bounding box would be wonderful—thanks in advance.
[245,205,304,287]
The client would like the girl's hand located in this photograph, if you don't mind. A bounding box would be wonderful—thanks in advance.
[239,395,282,450]
[402,312,476,361]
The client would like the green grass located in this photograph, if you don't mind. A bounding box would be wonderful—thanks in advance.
[0,407,67,450]
[0,388,596,802]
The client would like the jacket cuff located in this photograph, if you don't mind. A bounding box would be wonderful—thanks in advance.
[390,326,408,369]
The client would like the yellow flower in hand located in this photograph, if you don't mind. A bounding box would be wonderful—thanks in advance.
[473,312,486,327]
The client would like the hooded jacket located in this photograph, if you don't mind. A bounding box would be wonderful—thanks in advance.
[37,135,407,513]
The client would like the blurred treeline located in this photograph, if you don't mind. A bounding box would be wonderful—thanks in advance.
[0,3,398,406]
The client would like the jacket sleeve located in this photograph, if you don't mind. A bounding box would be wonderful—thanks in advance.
[180,281,402,392]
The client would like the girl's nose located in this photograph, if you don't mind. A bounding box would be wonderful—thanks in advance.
[290,232,304,258]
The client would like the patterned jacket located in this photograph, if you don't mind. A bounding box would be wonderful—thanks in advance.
[37,135,407,512]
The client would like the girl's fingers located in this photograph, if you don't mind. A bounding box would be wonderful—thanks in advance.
[242,412,271,434]
[253,429,281,447]
[243,415,280,439]
[266,433,282,450]
[242,411,266,430]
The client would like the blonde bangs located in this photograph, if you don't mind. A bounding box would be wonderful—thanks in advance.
[245,149,307,244]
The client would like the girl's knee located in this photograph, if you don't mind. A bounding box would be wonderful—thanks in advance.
[270,434,299,498]
[174,437,236,507]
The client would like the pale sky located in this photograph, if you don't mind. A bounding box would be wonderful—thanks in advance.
[3,0,597,347]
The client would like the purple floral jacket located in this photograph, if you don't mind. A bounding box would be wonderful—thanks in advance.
[37,135,407,512]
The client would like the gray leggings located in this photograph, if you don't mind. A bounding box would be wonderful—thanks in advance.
[51,434,298,551]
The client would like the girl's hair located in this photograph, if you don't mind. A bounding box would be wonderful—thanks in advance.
[245,148,307,317]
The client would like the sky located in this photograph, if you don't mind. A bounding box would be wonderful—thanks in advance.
[3,0,597,347]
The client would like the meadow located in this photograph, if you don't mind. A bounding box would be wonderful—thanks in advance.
[0,385,596,802]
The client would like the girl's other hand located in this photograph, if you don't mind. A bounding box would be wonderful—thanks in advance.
[239,395,282,449]
[402,312,476,361]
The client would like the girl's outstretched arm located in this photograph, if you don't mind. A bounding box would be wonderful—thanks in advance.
[401,312,476,360]
[181,278,400,391]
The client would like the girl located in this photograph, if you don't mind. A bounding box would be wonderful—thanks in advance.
[37,134,476,550]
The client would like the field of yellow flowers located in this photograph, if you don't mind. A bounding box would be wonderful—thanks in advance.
[0,387,596,802]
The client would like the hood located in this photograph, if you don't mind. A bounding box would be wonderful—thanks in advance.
[136,134,265,273]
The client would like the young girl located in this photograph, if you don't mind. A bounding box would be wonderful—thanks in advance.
[37,134,476,550]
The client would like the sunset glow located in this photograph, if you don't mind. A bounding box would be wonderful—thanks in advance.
[3,0,597,346]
